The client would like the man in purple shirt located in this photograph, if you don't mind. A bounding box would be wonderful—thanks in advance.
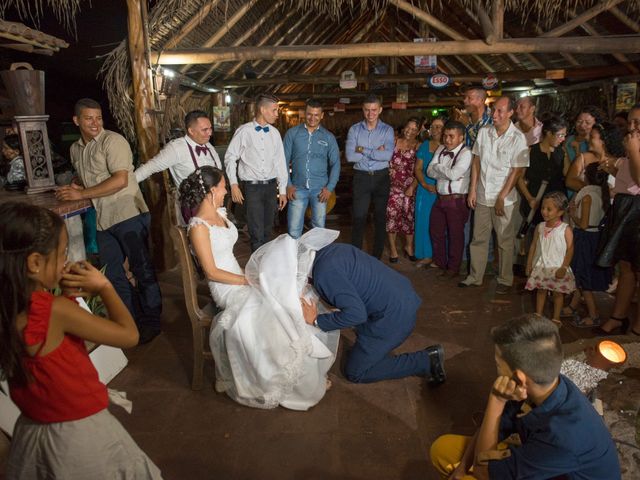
[345,94,395,259]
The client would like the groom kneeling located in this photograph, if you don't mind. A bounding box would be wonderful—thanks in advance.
[302,243,445,385]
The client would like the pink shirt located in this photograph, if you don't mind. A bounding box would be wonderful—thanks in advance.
[613,157,640,196]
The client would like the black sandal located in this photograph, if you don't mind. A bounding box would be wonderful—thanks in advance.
[593,316,630,336]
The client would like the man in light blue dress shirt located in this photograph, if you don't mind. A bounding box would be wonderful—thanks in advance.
[284,99,340,239]
[345,94,395,259]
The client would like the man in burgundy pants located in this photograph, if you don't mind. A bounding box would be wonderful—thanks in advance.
[427,121,472,278]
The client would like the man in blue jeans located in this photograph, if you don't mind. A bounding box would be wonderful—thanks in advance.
[284,98,340,238]
[56,98,162,345]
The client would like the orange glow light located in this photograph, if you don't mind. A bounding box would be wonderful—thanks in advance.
[598,341,626,364]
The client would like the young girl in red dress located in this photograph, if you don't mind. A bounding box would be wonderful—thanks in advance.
[0,202,161,479]
[525,192,576,323]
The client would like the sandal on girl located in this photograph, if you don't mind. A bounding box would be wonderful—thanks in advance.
[570,316,601,329]
[560,306,578,318]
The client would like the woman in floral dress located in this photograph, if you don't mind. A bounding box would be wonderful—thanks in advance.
[386,118,420,262]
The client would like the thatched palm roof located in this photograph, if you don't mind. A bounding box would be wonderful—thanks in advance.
[95,0,640,142]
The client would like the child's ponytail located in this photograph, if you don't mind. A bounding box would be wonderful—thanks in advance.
[584,162,610,207]
[0,203,64,384]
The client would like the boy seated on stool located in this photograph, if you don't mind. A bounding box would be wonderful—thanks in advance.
[430,314,620,480]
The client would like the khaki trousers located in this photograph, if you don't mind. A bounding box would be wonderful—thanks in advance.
[430,434,477,479]
[467,202,515,286]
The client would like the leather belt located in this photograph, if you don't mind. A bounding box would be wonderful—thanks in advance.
[438,193,466,201]
[240,178,276,185]
[355,168,389,176]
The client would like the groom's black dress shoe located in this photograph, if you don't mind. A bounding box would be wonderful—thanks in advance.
[425,344,446,386]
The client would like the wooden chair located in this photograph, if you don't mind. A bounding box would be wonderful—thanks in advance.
[169,224,215,390]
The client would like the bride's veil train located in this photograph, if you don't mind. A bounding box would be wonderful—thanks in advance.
[211,228,340,410]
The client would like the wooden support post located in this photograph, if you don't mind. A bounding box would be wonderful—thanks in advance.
[126,0,174,270]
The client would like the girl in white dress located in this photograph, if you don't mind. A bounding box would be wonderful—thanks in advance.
[525,192,576,323]
[179,167,339,410]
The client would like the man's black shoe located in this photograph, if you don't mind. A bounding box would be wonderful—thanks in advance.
[425,344,446,386]
[138,326,161,345]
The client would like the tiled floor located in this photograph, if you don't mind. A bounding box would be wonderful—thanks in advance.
[108,220,618,480]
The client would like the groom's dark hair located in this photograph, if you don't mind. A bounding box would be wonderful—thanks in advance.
[179,166,225,210]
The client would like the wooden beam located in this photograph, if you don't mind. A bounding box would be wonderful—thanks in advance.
[228,10,311,77]
[191,0,284,84]
[476,1,496,44]
[0,31,59,51]
[391,0,495,72]
[541,0,624,37]
[259,14,331,77]
[579,22,640,73]
[155,36,640,64]
[389,0,465,40]
[321,14,381,73]
[179,0,259,74]
[162,0,222,50]
[609,6,640,32]
[491,0,504,41]
[216,63,640,88]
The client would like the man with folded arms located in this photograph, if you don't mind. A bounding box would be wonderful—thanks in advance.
[225,94,288,251]
[345,93,395,259]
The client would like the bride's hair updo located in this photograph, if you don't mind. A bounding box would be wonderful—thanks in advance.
[179,166,224,209]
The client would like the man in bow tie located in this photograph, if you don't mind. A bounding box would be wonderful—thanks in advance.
[427,121,472,278]
[225,93,288,251]
[134,110,222,189]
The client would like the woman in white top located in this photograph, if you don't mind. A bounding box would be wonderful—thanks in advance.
[178,166,339,410]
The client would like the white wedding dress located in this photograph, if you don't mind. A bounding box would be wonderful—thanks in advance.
[188,211,340,410]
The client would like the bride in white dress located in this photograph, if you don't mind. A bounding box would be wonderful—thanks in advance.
[179,167,339,410]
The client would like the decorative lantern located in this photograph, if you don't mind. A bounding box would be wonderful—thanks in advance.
[586,341,627,371]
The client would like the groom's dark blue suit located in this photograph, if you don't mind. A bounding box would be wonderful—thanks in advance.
[312,243,431,383]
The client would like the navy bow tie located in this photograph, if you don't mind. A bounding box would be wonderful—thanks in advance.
[195,145,208,156]
[441,150,454,158]
[255,125,270,133]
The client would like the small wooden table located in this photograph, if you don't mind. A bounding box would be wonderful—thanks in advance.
[0,188,91,218]
[0,188,92,261]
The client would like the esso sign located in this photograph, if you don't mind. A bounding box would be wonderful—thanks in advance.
[482,74,499,90]
[428,73,451,90]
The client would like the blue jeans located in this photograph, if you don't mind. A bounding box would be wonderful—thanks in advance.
[287,187,327,239]
[96,213,162,330]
